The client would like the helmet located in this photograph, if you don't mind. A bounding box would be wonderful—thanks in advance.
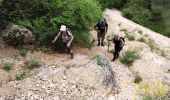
[60,25,66,31]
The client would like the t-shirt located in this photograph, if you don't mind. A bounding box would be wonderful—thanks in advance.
[61,30,72,43]
[95,21,108,33]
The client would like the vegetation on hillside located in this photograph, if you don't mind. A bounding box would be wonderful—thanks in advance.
[0,0,102,47]
[0,0,169,48]
[96,0,170,37]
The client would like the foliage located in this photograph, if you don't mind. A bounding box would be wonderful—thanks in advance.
[93,55,106,67]
[138,80,170,100]
[0,0,102,47]
[124,80,170,100]
[15,71,26,80]
[19,48,29,57]
[134,74,143,83]
[121,0,170,37]
[25,60,40,70]
[51,0,102,46]
[96,0,127,9]
[121,49,140,66]
[124,31,135,41]
[147,39,156,51]
[2,62,13,71]
[137,37,146,43]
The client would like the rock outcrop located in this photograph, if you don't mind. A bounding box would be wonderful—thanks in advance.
[2,23,35,46]
[0,53,116,100]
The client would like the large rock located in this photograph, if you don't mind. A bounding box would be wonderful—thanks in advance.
[0,53,116,100]
[2,23,35,46]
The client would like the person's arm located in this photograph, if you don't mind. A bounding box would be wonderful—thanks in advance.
[52,32,61,43]
[94,24,100,33]
[105,23,108,33]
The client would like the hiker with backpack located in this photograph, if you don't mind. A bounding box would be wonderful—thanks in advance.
[108,34,125,61]
[52,25,74,59]
[94,18,108,46]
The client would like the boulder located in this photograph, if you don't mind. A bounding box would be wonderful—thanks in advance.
[0,53,116,99]
[2,23,35,46]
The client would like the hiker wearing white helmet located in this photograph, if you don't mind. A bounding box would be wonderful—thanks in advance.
[52,25,74,59]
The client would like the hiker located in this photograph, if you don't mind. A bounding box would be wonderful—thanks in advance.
[52,25,74,59]
[109,34,125,61]
[94,18,108,46]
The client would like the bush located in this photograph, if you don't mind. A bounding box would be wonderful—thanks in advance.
[134,75,143,83]
[137,80,170,100]
[147,39,156,51]
[19,48,29,57]
[96,0,127,9]
[138,30,143,34]
[25,60,40,70]
[15,72,26,80]
[93,55,106,67]
[5,0,102,47]
[52,0,102,46]
[137,37,146,43]
[2,62,13,71]
[121,49,140,66]
[124,31,135,41]
[122,7,134,19]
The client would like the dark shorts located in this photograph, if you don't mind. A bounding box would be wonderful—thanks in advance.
[64,42,72,50]
[97,32,106,38]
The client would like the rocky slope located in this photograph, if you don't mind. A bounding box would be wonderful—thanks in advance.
[0,9,170,100]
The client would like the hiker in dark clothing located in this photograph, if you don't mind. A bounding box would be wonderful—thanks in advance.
[52,25,74,59]
[110,35,125,61]
[112,35,125,61]
[94,19,108,46]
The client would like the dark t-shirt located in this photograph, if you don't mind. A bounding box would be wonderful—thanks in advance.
[95,21,108,33]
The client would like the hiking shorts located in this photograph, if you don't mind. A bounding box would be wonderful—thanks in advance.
[97,32,106,38]
[64,42,72,51]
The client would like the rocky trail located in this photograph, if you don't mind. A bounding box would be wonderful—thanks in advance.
[0,9,170,100]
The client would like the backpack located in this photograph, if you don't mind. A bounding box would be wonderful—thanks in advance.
[119,37,125,47]
[113,36,125,47]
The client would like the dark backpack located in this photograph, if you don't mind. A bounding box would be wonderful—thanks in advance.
[113,37,125,47]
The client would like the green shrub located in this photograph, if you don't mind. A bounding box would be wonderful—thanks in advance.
[51,0,102,47]
[137,37,146,43]
[120,28,127,32]
[134,75,143,83]
[121,49,140,66]
[15,72,26,81]
[19,48,29,57]
[0,0,102,47]
[138,30,143,34]
[2,62,13,71]
[147,39,156,51]
[124,31,135,41]
[93,55,105,67]
[122,7,134,19]
[25,60,40,70]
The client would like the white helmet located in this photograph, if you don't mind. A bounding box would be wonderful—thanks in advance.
[60,25,66,31]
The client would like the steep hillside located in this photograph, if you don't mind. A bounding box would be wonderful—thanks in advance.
[0,9,170,100]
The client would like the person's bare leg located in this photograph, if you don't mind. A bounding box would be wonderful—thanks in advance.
[101,33,105,46]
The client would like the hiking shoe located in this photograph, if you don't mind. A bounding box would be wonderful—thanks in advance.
[97,43,100,46]
[71,53,74,59]
[101,43,104,46]
[112,58,116,61]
